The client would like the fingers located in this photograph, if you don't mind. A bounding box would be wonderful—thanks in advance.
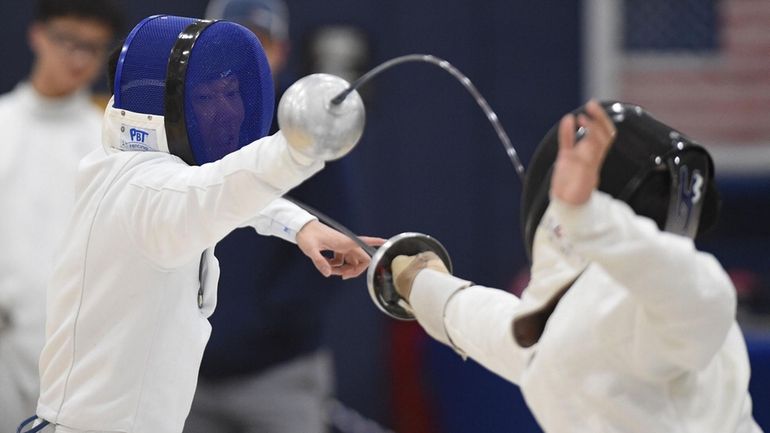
[392,254,420,299]
[423,257,449,274]
[392,252,443,276]
[307,249,332,277]
[416,251,440,260]
[578,100,615,157]
[391,255,415,277]
[327,256,367,279]
[358,236,387,247]
[325,247,371,279]
[390,251,450,299]
[342,248,370,279]
[298,223,378,279]
[585,99,616,140]
[338,260,368,279]
[329,252,345,267]
[558,113,576,155]
[348,246,371,264]
[324,232,380,253]
[551,99,615,206]
[576,114,609,151]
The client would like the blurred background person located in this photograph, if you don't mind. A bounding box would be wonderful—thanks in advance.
[206,0,290,80]
[0,0,122,431]
[184,1,354,432]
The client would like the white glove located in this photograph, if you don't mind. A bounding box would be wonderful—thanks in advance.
[391,251,449,300]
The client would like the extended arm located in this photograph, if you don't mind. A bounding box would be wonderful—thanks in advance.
[549,100,735,373]
[120,132,323,268]
[551,192,735,372]
[242,197,384,278]
[392,254,533,385]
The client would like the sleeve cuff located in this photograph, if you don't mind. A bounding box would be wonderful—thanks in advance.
[549,190,612,237]
[277,211,317,244]
[247,198,318,243]
[409,269,473,357]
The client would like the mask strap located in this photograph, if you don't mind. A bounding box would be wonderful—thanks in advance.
[164,19,217,166]
[618,145,710,238]
[663,148,710,238]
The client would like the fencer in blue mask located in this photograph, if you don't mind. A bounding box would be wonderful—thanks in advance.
[21,15,381,433]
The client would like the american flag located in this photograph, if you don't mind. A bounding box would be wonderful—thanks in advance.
[617,0,770,173]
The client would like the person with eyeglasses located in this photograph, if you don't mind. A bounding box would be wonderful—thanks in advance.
[0,1,122,432]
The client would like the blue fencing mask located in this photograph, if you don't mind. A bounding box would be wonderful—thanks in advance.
[105,15,274,165]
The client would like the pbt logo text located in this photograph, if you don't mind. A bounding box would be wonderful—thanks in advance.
[130,128,149,143]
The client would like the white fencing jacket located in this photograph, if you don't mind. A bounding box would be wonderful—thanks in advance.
[409,191,762,433]
[36,121,323,433]
[0,82,101,432]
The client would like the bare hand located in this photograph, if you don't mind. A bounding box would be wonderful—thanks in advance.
[550,99,617,206]
[296,220,386,279]
[391,251,449,300]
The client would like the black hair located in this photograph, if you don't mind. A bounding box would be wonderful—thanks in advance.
[35,0,125,35]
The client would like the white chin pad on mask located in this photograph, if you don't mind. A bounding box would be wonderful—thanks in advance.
[102,96,170,154]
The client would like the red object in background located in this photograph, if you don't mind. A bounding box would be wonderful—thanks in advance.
[507,268,531,297]
[729,268,761,300]
[728,267,770,314]
[388,320,441,433]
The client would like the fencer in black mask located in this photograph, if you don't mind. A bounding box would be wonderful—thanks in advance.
[382,100,761,433]
[521,101,720,258]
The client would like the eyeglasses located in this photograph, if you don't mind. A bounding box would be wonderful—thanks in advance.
[45,25,112,60]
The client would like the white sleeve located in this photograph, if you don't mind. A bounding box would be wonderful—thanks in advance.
[409,269,532,385]
[550,190,736,373]
[120,132,323,268]
[241,197,317,244]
